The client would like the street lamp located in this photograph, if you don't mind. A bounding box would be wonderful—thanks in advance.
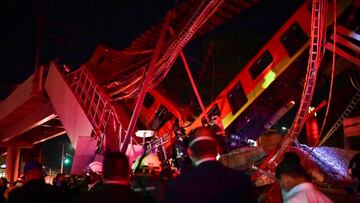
[64,158,70,165]
[60,144,73,174]
[61,144,64,174]
[64,153,72,166]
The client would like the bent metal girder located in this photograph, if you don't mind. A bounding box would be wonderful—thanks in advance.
[255,0,328,177]
[121,0,224,153]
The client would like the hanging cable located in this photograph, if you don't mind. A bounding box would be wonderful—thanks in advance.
[318,90,360,147]
[318,0,337,142]
[350,73,360,90]
[169,27,210,123]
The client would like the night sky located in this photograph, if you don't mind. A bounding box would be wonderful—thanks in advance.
[36,135,74,173]
[0,0,174,85]
[0,0,304,86]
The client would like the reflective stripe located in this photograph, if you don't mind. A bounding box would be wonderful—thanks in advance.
[188,136,216,148]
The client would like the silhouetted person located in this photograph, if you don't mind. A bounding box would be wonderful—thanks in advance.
[81,152,144,203]
[54,173,69,192]
[54,173,78,202]
[7,160,63,203]
[348,153,360,191]
[85,161,103,192]
[132,154,165,203]
[4,174,24,200]
[165,126,256,203]
[0,177,8,203]
[275,154,333,203]
[71,162,103,203]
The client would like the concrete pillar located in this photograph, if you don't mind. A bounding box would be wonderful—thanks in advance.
[5,144,20,183]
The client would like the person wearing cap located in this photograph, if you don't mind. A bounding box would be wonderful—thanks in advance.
[80,152,145,203]
[165,126,256,203]
[86,161,103,192]
[132,154,166,203]
[7,160,63,203]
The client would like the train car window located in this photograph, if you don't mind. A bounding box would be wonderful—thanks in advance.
[281,22,309,57]
[249,50,273,80]
[201,104,221,126]
[143,93,155,109]
[149,105,173,130]
[227,82,248,114]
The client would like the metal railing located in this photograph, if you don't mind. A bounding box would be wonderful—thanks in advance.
[65,65,138,153]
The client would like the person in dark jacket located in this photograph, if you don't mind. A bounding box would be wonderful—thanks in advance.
[165,126,256,203]
[0,177,8,203]
[81,152,145,203]
[7,160,63,203]
[348,153,360,192]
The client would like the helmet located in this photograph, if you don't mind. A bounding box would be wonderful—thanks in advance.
[132,154,162,176]
[140,154,162,172]
[87,161,103,175]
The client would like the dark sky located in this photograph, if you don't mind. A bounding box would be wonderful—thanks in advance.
[36,135,74,173]
[0,0,174,85]
[0,0,306,86]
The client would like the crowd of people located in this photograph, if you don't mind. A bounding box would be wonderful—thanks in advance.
[0,126,346,203]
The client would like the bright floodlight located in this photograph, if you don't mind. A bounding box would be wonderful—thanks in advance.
[135,130,155,138]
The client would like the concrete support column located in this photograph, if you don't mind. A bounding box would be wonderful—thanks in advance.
[5,144,20,184]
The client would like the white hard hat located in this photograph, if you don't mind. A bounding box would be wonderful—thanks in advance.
[140,154,162,173]
[132,154,162,175]
[88,161,103,174]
